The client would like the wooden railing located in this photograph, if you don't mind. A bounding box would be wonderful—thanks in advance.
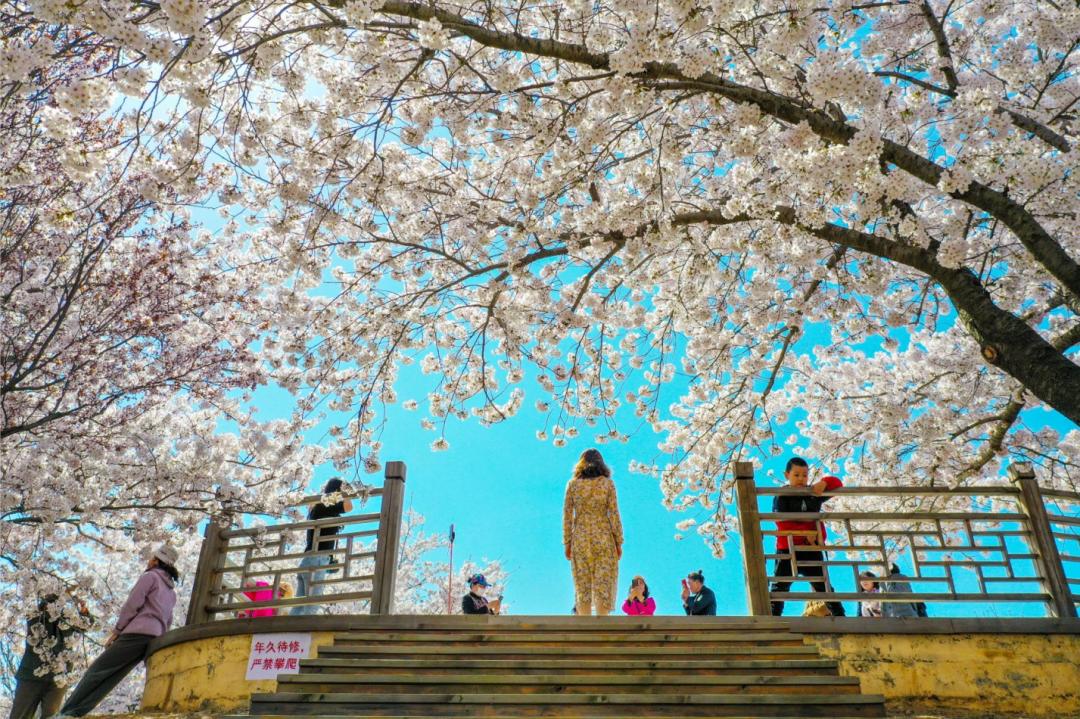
[734,461,1079,618]
[185,462,406,624]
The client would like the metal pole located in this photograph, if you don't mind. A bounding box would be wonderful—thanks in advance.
[447,524,455,614]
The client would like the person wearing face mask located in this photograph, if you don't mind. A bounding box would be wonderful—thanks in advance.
[461,574,502,615]
[681,570,717,616]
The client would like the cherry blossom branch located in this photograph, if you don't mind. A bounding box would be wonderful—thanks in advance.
[355,0,1080,301]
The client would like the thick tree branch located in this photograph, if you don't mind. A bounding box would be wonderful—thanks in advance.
[358,0,1080,302]
[669,206,1080,424]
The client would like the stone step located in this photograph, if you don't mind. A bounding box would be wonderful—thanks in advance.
[306,617,795,632]
[331,631,805,647]
[315,644,822,661]
[298,657,841,676]
[232,712,872,716]
[248,692,887,717]
[274,673,861,695]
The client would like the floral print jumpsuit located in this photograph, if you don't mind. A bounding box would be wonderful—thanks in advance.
[563,475,623,615]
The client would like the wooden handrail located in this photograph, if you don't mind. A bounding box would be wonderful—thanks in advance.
[734,461,1079,618]
[756,486,1020,496]
[185,462,408,625]
[218,512,382,539]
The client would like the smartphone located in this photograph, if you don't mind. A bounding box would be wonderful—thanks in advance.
[681,578,689,589]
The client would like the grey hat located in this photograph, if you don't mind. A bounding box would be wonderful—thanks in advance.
[150,543,179,567]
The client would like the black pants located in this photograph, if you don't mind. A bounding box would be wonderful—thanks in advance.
[58,633,153,717]
[770,548,845,616]
[8,678,64,719]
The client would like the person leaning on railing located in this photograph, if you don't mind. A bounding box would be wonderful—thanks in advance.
[291,478,353,617]
[770,457,846,617]
[53,544,179,719]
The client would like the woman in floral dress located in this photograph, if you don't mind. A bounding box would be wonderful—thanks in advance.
[563,448,623,615]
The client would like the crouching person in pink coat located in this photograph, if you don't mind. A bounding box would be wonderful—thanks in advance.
[621,575,656,616]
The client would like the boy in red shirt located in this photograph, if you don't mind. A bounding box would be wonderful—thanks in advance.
[771,457,846,617]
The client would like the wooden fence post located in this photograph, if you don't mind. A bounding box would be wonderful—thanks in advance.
[734,462,771,616]
[1008,463,1078,618]
[185,519,226,625]
[371,461,406,615]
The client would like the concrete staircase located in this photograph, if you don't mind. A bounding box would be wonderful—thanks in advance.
[243,616,886,718]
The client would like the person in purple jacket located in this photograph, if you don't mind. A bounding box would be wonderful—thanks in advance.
[53,544,179,718]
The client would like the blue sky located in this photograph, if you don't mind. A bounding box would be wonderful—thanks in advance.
[253,346,1062,618]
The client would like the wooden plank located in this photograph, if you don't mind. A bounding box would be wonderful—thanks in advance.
[220,513,382,540]
[184,520,226,625]
[773,591,1048,602]
[330,630,803,639]
[370,462,406,615]
[758,511,1026,521]
[223,531,379,554]
[213,569,375,592]
[207,590,373,614]
[291,486,385,508]
[315,645,822,659]
[734,466,771,616]
[298,657,841,676]
[1009,464,1079,618]
[756,486,1017,496]
[277,673,858,686]
[271,681,859,697]
[252,690,885,699]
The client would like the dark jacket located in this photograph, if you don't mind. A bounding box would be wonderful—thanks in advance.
[882,569,922,618]
[16,601,84,681]
[304,499,347,552]
[462,591,494,615]
[773,476,843,550]
[683,586,717,616]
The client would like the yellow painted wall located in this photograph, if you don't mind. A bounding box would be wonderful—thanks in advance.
[142,632,335,713]
[810,632,1080,717]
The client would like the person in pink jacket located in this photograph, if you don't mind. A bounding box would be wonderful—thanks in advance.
[54,544,179,718]
[621,575,656,616]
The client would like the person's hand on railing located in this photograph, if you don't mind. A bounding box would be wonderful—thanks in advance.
[811,479,830,496]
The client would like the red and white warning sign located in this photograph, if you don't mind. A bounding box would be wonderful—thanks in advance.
[245,633,313,680]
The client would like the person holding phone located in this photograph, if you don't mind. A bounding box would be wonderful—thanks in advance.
[461,574,502,615]
[681,570,716,615]
[621,576,656,616]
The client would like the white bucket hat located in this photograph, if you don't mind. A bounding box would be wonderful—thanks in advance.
[150,543,179,567]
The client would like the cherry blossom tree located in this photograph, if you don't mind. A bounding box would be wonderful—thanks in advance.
[0,509,502,715]
[1,24,323,705]
[4,0,1079,557]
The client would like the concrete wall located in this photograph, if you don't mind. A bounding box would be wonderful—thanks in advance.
[794,617,1080,718]
[142,629,336,713]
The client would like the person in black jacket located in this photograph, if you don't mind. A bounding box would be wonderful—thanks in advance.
[461,574,501,615]
[10,593,91,719]
[292,478,353,616]
[681,570,717,615]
